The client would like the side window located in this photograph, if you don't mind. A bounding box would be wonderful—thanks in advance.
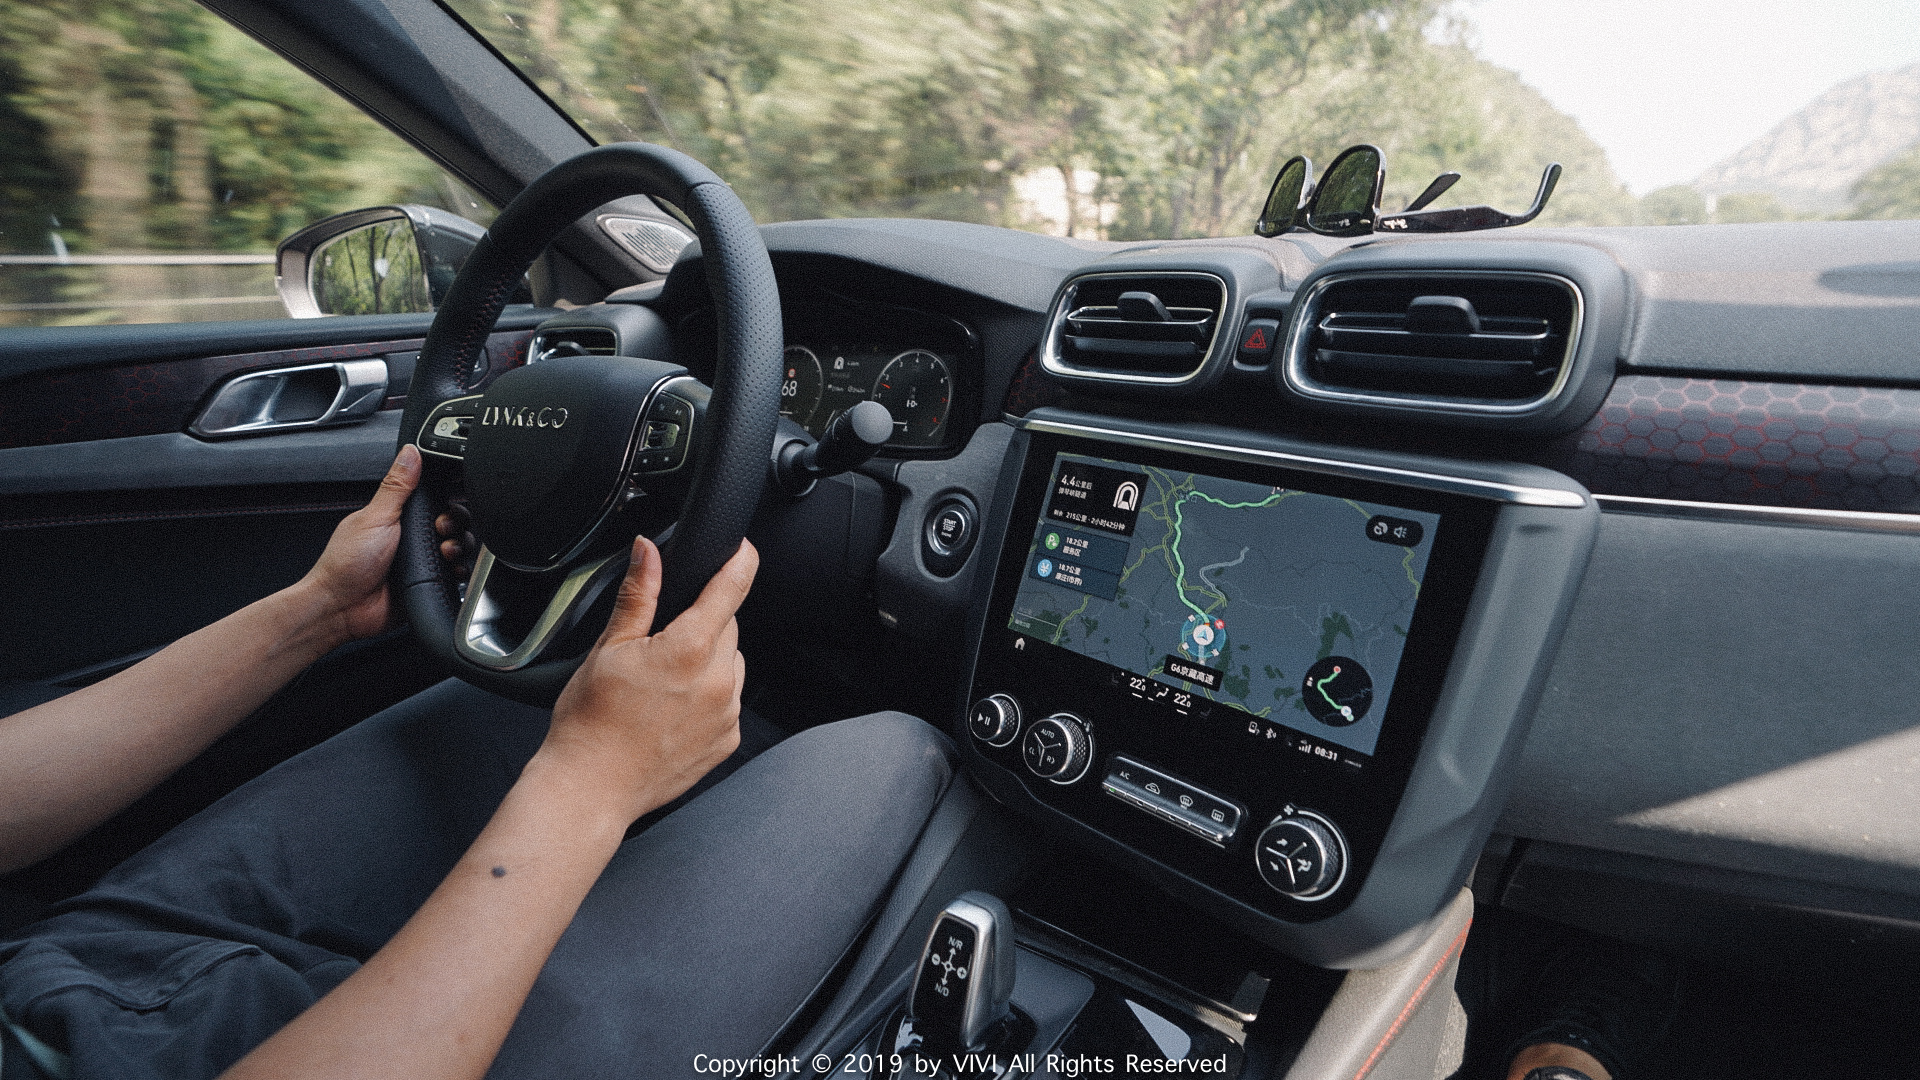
[0,1,493,328]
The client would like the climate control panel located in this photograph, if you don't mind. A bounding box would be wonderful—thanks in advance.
[969,693,1350,905]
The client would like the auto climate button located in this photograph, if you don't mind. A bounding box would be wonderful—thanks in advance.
[1021,713,1092,785]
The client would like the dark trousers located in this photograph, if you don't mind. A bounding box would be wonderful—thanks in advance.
[0,680,956,1079]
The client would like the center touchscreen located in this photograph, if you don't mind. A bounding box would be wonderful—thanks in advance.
[1006,452,1440,763]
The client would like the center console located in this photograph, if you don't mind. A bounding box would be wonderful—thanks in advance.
[960,409,1599,966]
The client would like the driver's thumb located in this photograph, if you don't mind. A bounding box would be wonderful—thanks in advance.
[366,445,422,521]
[604,536,662,642]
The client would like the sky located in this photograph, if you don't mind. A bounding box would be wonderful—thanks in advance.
[1460,0,1920,194]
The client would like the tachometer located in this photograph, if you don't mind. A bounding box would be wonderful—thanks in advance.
[781,346,825,429]
[870,349,952,445]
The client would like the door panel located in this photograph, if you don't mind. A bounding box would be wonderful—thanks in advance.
[0,496,361,682]
[0,319,539,450]
[0,313,543,682]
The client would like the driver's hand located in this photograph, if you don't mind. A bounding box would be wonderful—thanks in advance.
[434,502,478,578]
[296,445,421,644]
[539,535,758,823]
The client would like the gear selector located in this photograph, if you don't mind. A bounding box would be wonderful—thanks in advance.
[910,891,1017,1053]
[824,891,1087,1080]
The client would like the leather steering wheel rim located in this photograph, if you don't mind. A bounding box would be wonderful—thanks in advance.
[392,142,780,705]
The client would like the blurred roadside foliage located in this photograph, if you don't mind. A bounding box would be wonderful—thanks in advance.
[0,0,491,324]
[0,0,489,257]
[447,0,1639,237]
[5,0,1917,304]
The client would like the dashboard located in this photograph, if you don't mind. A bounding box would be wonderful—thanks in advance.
[587,214,1920,970]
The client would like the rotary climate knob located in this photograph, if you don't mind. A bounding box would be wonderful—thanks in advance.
[1254,810,1348,901]
[1022,713,1092,784]
[968,694,1022,747]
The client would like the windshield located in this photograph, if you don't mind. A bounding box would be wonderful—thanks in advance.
[447,0,1920,238]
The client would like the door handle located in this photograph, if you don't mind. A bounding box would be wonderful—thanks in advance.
[190,358,389,438]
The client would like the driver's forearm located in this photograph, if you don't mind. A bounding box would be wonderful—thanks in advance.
[0,580,350,874]
[219,752,629,1080]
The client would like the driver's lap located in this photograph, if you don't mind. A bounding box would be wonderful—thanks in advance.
[0,682,952,1080]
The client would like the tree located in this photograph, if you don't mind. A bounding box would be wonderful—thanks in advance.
[1712,192,1799,224]
[1638,185,1706,226]
[1849,144,1920,221]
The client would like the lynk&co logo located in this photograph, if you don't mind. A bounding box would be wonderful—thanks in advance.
[480,405,569,429]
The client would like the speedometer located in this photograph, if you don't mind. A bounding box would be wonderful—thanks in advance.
[870,349,952,445]
[781,346,824,429]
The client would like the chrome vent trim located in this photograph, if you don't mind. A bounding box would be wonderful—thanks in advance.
[529,326,619,363]
[597,214,693,274]
[1041,271,1228,386]
[1282,270,1583,418]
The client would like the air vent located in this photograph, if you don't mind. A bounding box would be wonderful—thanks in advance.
[598,215,693,274]
[529,326,619,362]
[1043,272,1228,385]
[1285,272,1581,413]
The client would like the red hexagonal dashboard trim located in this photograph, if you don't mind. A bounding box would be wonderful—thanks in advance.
[1540,375,1920,512]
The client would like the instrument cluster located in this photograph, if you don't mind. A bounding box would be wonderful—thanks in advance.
[781,344,956,449]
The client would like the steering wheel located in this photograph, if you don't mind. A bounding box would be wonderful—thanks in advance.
[390,143,780,706]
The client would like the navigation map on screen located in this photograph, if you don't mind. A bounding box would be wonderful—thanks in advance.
[1007,453,1440,759]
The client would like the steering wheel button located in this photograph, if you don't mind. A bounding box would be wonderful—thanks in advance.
[644,421,681,449]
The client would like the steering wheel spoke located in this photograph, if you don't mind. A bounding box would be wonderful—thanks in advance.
[453,546,628,671]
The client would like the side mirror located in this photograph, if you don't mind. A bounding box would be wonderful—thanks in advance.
[1304,145,1384,237]
[276,205,524,318]
[1255,156,1313,237]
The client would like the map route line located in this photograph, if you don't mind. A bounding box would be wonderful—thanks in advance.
[1168,487,1293,622]
[1196,546,1251,597]
[1315,670,1342,710]
[1114,468,1185,591]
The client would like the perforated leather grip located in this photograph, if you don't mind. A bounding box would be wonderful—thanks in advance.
[395,142,781,703]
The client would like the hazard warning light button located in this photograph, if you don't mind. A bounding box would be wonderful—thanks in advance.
[1236,318,1281,365]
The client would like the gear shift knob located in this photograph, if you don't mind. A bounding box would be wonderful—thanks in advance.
[909,891,1017,1052]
